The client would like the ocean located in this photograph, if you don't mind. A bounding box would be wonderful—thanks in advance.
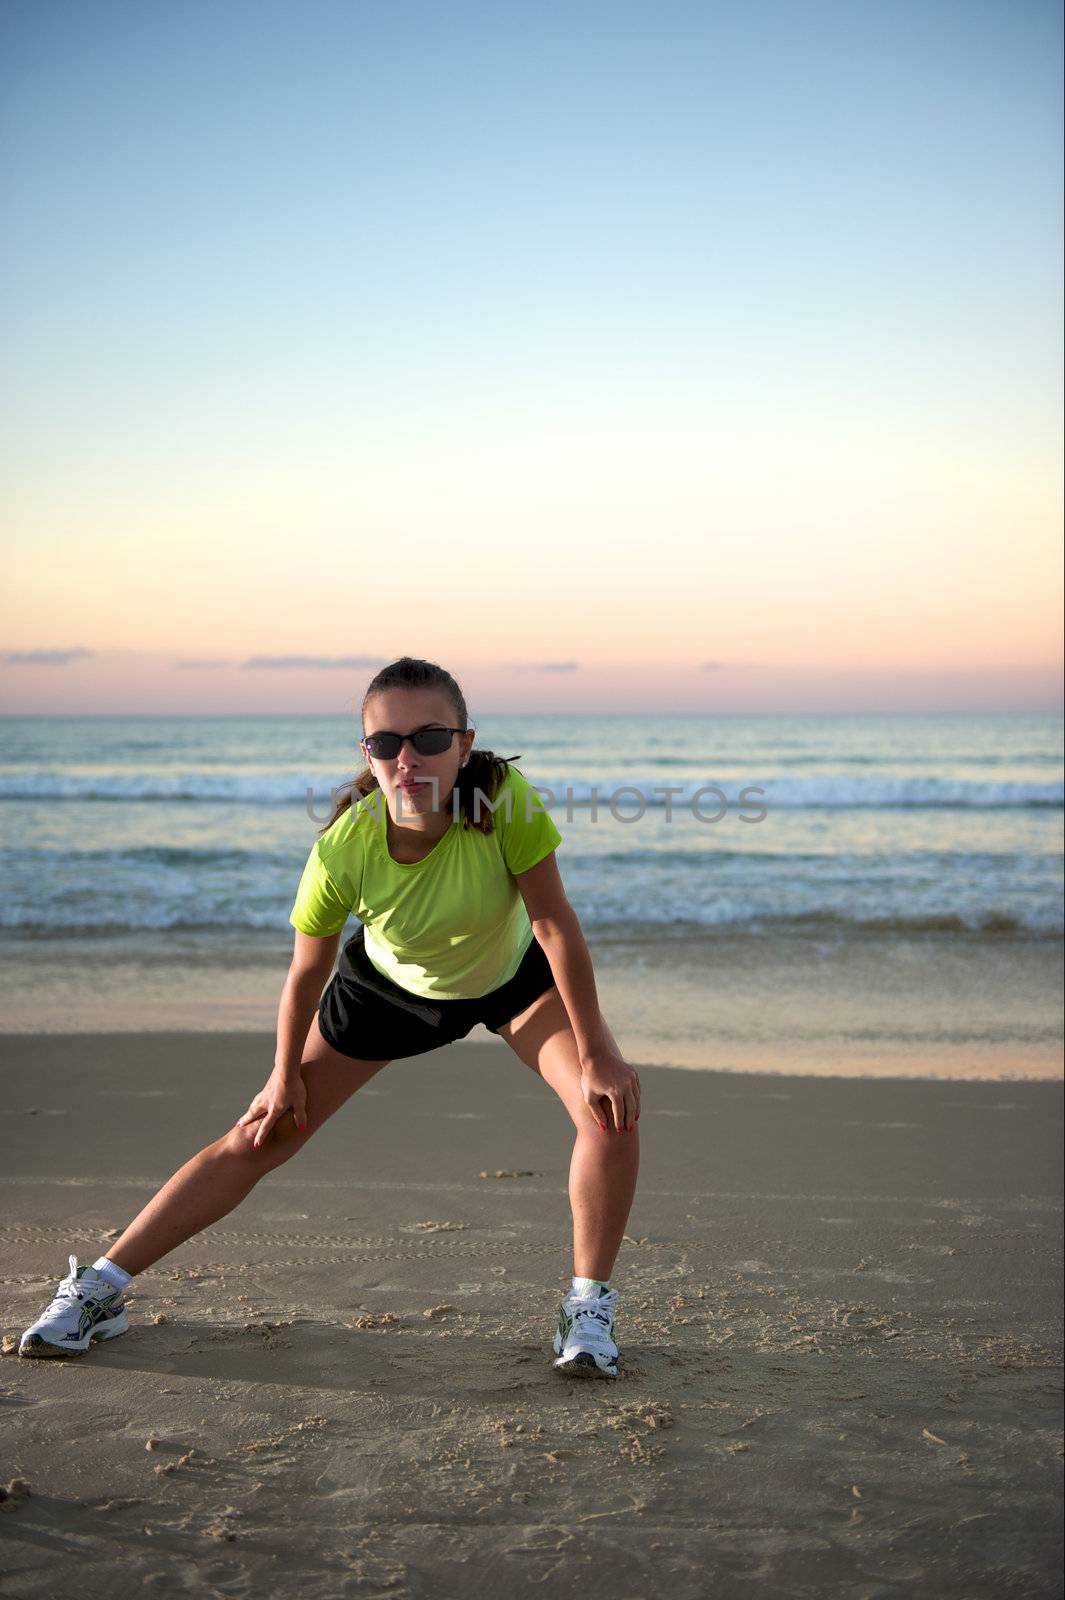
[1,711,1061,1079]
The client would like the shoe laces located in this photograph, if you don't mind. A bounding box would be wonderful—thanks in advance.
[562,1287,619,1346]
[41,1255,111,1318]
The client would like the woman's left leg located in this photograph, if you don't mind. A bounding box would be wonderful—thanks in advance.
[495,989,639,1282]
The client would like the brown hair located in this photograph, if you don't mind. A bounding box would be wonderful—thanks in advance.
[316,656,521,837]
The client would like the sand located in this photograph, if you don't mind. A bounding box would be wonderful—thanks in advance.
[0,1031,1061,1598]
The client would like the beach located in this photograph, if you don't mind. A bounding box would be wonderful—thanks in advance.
[1,1031,1061,1597]
[4,0,1061,1589]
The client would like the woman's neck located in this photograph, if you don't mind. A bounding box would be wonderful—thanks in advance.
[386,808,452,849]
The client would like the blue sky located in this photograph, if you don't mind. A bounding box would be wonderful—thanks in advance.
[2,0,1062,714]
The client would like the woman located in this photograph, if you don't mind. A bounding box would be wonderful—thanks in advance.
[20,657,642,1379]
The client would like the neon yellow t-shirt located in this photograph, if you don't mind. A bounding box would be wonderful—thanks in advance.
[288,764,563,1000]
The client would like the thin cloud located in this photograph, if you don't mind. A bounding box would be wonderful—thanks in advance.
[1,647,94,666]
[242,655,389,670]
[175,658,236,670]
[699,660,761,671]
[505,661,580,673]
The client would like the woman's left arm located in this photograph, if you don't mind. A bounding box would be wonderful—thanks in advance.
[515,852,641,1133]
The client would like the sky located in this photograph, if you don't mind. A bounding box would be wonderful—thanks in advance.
[1,0,1062,715]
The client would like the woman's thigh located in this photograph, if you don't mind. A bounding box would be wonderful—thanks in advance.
[300,1012,392,1124]
[495,987,625,1134]
[239,1012,392,1160]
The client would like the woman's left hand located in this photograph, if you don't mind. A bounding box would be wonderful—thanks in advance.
[580,1048,641,1133]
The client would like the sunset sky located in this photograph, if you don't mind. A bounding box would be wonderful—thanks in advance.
[2,0,1062,715]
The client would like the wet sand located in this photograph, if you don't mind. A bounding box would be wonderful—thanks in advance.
[1,1032,1062,1597]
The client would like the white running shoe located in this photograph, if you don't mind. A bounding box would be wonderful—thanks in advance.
[19,1254,130,1359]
[552,1286,620,1378]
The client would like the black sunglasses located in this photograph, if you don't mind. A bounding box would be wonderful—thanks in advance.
[362,726,465,760]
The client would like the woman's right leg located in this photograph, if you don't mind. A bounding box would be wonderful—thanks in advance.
[101,1016,390,1278]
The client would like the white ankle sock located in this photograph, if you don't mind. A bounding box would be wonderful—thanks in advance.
[571,1275,610,1297]
[91,1256,132,1289]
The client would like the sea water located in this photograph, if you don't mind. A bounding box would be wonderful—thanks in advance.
[1,711,1061,1077]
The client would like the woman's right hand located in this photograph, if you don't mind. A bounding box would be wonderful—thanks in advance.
[235,1066,308,1149]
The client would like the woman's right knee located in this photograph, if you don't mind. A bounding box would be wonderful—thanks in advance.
[220,1036,393,1167]
[221,1117,310,1168]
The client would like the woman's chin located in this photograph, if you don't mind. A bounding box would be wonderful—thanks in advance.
[395,787,432,814]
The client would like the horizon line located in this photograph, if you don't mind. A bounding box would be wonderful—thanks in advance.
[1,707,1062,720]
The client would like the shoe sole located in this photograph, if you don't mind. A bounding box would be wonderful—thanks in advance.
[553,1350,618,1378]
[19,1316,130,1359]
[552,1330,619,1378]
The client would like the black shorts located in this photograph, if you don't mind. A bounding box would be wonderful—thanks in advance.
[317,925,557,1061]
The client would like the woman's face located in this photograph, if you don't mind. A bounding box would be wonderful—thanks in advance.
[360,688,475,822]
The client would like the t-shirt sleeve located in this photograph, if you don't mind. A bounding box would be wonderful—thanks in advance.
[496,767,563,877]
[288,840,352,937]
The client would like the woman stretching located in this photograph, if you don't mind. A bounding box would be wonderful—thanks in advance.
[20,656,642,1379]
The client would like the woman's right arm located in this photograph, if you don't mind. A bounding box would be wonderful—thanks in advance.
[274,931,342,1075]
[236,932,341,1147]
